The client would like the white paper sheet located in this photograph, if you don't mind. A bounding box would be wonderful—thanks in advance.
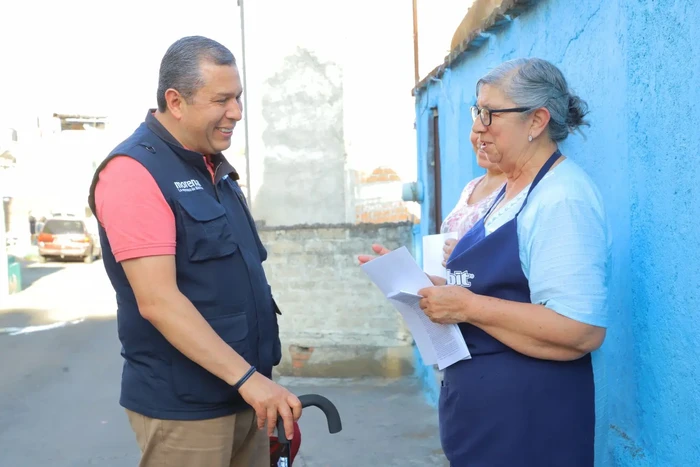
[422,232,459,279]
[360,247,471,369]
[388,291,471,369]
[361,246,433,296]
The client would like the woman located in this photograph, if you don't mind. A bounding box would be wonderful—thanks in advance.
[364,132,505,269]
[439,130,505,267]
[360,58,609,466]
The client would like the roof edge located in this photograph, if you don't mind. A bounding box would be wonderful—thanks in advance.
[412,0,541,97]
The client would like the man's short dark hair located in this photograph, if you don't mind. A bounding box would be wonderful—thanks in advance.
[157,36,236,112]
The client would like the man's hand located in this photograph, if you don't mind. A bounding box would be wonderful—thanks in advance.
[441,238,458,267]
[357,243,392,265]
[238,373,302,439]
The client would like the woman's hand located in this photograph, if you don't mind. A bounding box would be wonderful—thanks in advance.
[427,275,447,286]
[357,244,391,265]
[441,238,458,267]
[416,285,474,325]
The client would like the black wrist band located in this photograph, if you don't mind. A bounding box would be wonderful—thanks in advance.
[233,366,256,391]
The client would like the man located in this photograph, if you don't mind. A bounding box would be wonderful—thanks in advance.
[87,36,301,467]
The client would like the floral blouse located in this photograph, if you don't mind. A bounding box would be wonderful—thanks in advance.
[440,175,505,239]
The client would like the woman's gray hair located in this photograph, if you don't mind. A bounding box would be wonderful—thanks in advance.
[476,58,589,142]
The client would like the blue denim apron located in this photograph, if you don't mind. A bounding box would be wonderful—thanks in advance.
[441,150,594,467]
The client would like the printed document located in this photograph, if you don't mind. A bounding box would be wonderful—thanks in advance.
[422,232,458,279]
[361,246,471,370]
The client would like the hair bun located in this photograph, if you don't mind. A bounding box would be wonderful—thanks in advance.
[566,94,589,131]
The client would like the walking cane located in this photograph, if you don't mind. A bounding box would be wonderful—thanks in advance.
[275,394,343,467]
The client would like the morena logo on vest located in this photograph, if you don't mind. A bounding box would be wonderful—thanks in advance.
[174,179,204,193]
[447,270,475,287]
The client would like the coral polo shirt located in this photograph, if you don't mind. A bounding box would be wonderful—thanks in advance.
[94,155,217,262]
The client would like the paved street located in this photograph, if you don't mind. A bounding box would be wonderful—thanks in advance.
[0,260,447,466]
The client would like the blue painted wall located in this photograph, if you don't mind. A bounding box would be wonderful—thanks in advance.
[413,0,700,465]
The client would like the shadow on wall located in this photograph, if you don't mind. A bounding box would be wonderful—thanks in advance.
[254,47,350,226]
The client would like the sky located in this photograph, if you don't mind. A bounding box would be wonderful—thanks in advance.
[417,0,476,79]
[0,0,243,121]
[0,0,468,117]
[0,0,471,188]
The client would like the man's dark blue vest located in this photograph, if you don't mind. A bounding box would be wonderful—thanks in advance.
[88,112,281,421]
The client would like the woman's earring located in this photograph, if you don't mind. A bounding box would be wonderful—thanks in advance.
[528,135,533,142]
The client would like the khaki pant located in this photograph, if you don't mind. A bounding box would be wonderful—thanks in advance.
[126,408,270,467]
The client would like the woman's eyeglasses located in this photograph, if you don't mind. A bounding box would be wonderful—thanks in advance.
[470,105,531,126]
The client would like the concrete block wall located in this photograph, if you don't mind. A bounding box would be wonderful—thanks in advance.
[258,222,416,377]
